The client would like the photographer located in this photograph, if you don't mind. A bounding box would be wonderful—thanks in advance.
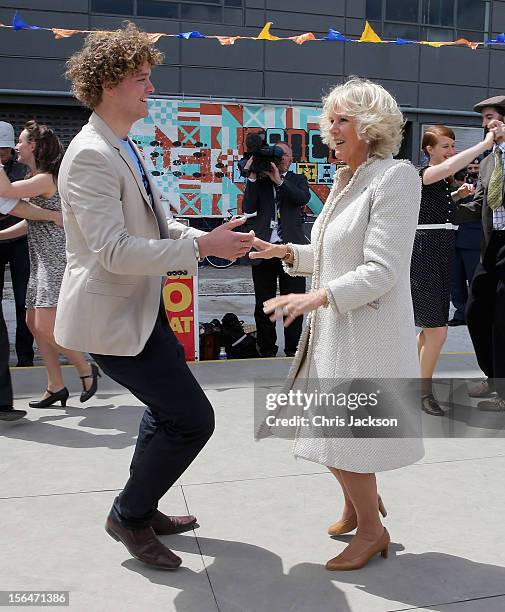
[243,140,310,357]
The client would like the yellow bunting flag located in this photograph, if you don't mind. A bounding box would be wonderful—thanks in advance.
[420,41,444,47]
[290,32,316,45]
[0,15,490,51]
[52,28,80,39]
[256,22,281,41]
[359,21,382,43]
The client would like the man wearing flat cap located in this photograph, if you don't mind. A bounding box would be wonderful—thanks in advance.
[464,96,505,410]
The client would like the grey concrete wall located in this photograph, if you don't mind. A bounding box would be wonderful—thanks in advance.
[1,0,504,160]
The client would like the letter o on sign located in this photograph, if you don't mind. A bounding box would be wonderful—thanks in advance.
[164,282,192,313]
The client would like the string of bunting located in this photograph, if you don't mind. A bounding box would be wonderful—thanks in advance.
[1,11,504,49]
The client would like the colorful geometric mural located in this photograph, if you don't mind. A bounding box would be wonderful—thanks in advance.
[131,100,339,217]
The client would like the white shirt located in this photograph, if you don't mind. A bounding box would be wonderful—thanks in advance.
[269,174,285,243]
[492,142,505,230]
[0,196,18,215]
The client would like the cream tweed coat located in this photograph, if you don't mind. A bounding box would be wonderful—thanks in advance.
[257,156,425,473]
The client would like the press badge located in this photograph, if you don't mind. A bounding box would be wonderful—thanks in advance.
[270,220,278,230]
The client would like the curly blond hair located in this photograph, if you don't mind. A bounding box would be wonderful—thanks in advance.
[320,77,405,159]
[65,22,164,109]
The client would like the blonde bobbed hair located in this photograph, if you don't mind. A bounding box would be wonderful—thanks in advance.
[320,77,405,159]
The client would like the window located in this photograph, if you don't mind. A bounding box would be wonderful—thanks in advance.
[224,7,242,24]
[181,4,222,21]
[457,0,486,30]
[91,0,244,24]
[422,26,454,41]
[366,0,382,21]
[366,1,489,41]
[137,1,179,18]
[383,22,420,40]
[385,0,418,23]
[91,0,134,15]
[422,0,454,27]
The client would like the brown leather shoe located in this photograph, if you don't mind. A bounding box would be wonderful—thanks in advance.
[150,510,198,535]
[328,495,387,536]
[477,397,505,412]
[105,513,182,570]
[326,528,390,571]
[468,380,495,398]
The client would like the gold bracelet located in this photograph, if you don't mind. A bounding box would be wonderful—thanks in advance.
[281,245,293,261]
[321,288,330,308]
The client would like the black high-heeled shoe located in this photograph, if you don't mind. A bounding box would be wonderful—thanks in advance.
[80,363,101,403]
[421,393,444,416]
[29,387,69,408]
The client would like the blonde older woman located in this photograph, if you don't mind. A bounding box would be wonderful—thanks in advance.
[251,77,424,571]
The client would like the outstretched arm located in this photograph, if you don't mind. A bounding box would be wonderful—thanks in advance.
[0,167,54,199]
[423,129,495,185]
[0,220,28,240]
[9,200,63,225]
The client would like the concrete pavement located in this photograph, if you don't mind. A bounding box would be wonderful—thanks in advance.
[2,354,505,611]
[1,266,505,611]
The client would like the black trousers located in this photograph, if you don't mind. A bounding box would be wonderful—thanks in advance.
[91,309,215,529]
[251,258,306,356]
[0,306,13,408]
[450,247,480,322]
[0,238,34,364]
[466,231,505,398]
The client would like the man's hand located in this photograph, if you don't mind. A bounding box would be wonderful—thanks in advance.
[452,183,475,201]
[249,237,287,260]
[264,162,282,185]
[244,156,256,180]
[197,216,254,261]
[263,290,328,328]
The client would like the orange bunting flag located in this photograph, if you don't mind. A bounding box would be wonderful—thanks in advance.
[256,22,281,41]
[289,32,316,45]
[1,16,489,51]
[359,21,382,43]
[449,38,480,50]
[146,32,165,43]
[52,28,80,39]
[215,35,241,45]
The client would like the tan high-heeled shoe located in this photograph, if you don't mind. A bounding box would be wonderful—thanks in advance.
[327,495,387,536]
[325,528,390,571]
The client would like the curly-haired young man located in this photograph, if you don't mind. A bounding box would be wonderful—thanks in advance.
[56,23,254,569]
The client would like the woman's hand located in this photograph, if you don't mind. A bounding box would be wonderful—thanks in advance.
[487,119,505,144]
[483,128,496,149]
[452,183,475,201]
[50,211,64,227]
[263,289,328,327]
[249,237,287,260]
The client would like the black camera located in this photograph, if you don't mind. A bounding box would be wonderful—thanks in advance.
[238,132,284,178]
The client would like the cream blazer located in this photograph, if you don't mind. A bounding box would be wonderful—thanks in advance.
[54,112,203,356]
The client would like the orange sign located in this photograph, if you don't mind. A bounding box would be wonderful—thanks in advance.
[163,273,199,361]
